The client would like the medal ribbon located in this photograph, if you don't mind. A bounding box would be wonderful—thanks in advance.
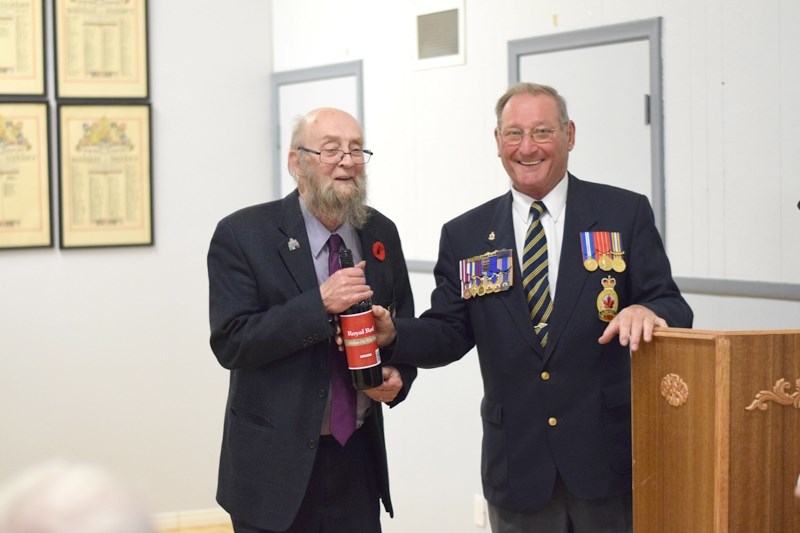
[594,231,611,258]
[580,232,595,263]
[611,232,623,256]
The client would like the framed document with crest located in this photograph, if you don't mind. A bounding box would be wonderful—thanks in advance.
[54,0,149,99]
[0,101,52,249]
[57,103,152,248]
[0,0,46,96]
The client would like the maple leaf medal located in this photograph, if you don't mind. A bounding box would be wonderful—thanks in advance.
[596,276,619,322]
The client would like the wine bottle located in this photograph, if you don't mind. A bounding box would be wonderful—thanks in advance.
[338,248,383,390]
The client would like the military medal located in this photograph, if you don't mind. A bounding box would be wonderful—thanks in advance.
[475,259,485,295]
[460,256,474,299]
[610,232,626,272]
[580,232,598,271]
[483,278,493,294]
[496,249,513,290]
[596,276,619,322]
[594,232,612,271]
[482,255,494,294]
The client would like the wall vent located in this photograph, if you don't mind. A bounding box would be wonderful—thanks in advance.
[413,1,465,70]
[417,9,459,60]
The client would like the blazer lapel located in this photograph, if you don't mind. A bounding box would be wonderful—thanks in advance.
[544,175,598,359]
[357,217,385,299]
[277,190,319,292]
[488,193,543,356]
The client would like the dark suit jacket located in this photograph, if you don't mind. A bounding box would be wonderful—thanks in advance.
[207,190,416,531]
[389,174,692,513]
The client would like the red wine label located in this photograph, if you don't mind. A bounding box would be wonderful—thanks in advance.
[340,310,381,369]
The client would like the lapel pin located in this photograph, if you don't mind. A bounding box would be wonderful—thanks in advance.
[488,231,496,241]
[288,238,300,251]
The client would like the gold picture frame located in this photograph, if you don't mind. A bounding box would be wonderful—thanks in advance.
[0,0,46,96]
[0,101,52,249]
[54,0,149,99]
[57,103,152,248]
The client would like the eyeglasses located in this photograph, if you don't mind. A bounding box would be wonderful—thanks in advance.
[298,146,373,165]
[499,127,562,146]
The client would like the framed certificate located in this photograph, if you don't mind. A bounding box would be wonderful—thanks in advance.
[57,103,152,248]
[54,0,149,99]
[0,0,46,96]
[0,101,52,249]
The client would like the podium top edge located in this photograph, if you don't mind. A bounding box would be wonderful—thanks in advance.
[654,327,800,339]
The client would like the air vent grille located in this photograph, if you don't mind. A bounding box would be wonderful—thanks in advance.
[417,9,459,59]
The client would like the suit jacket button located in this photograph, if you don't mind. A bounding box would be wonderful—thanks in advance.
[318,388,327,398]
[540,371,550,381]
[548,417,558,427]
[307,438,317,449]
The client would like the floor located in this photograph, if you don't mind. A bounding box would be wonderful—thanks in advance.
[161,525,233,533]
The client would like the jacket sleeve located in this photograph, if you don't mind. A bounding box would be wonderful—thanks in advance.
[379,218,418,407]
[626,194,694,328]
[207,218,334,370]
[389,221,477,369]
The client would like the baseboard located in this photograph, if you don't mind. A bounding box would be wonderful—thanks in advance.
[154,507,231,531]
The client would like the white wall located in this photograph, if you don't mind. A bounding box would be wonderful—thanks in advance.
[2,1,799,532]
[0,0,272,517]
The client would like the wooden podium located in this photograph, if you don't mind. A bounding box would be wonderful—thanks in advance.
[632,328,800,532]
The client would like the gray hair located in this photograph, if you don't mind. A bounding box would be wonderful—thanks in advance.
[494,82,570,128]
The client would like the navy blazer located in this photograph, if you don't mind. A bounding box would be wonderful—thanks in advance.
[389,174,692,512]
[208,190,416,531]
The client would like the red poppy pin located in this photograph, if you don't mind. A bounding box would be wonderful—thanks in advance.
[372,241,386,261]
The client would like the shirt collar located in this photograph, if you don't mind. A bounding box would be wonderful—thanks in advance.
[511,173,569,223]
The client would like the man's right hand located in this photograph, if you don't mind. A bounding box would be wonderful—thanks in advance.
[320,260,372,314]
[371,305,397,347]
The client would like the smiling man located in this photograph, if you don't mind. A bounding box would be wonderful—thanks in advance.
[207,107,416,533]
[372,83,693,533]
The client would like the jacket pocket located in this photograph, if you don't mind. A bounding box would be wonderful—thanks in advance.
[229,407,275,431]
[480,397,507,489]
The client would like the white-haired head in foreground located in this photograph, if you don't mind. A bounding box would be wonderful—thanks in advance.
[0,460,154,533]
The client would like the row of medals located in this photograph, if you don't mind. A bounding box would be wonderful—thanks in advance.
[464,274,508,298]
[585,253,626,273]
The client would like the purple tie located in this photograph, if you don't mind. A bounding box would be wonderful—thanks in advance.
[327,234,356,445]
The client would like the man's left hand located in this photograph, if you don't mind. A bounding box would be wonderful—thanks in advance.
[598,304,666,351]
[362,365,402,404]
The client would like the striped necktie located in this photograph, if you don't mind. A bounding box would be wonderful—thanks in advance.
[522,201,553,346]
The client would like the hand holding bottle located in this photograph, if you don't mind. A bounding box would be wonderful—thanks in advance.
[370,305,397,347]
[320,260,372,315]
[362,366,403,404]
